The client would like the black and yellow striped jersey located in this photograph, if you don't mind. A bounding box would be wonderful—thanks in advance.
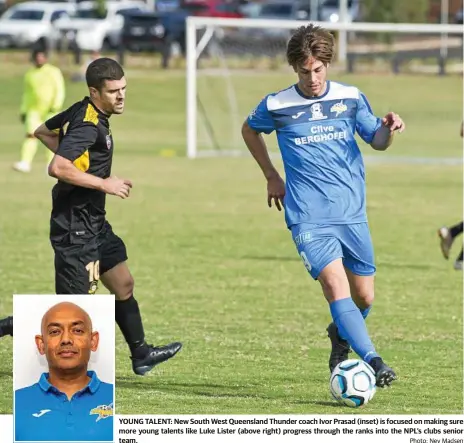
[45,97,114,244]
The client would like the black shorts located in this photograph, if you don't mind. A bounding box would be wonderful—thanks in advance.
[52,223,128,294]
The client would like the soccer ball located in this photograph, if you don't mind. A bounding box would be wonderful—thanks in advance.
[329,359,376,408]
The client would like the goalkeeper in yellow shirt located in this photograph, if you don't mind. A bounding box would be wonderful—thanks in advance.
[13,49,65,173]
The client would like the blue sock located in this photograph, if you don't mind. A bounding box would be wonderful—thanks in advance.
[330,298,379,363]
[359,305,372,320]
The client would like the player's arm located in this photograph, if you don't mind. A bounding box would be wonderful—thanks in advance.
[242,97,285,211]
[34,109,70,153]
[50,155,133,199]
[355,92,404,151]
[34,123,59,152]
[370,112,405,151]
[242,122,280,181]
[48,122,132,198]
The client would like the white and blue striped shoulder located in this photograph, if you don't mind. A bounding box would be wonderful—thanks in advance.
[266,86,306,111]
[322,81,360,101]
[265,81,362,112]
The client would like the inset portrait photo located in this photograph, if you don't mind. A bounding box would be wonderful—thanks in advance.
[13,294,115,442]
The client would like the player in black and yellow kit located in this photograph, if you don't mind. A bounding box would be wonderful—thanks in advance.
[0,58,182,375]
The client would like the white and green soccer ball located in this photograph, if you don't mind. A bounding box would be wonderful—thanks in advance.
[329,359,376,408]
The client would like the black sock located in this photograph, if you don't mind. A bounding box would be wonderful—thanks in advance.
[115,295,147,357]
[457,249,463,262]
[0,316,13,337]
[450,222,463,238]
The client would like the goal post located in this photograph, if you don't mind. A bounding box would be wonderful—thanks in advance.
[186,16,463,159]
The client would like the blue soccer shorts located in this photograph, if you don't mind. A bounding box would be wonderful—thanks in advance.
[291,223,376,280]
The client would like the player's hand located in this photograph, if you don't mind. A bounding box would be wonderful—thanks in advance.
[267,174,285,211]
[382,112,405,133]
[102,176,133,199]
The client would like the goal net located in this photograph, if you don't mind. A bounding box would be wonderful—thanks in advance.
[186,17,463,158]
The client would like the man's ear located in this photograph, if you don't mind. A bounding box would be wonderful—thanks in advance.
[88,86,99,100]
[90,331,99,352]
[35,335,45,355]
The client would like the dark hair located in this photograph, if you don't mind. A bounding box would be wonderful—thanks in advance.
[31,47,47,60]
[287,24,335,67]
[86,57,125,90]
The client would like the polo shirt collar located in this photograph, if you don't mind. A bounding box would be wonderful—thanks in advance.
[38,370,101,395]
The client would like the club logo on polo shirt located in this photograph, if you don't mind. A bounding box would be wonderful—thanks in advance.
[330,100,348,117]
[106,134,112,150]
[90,403,113,422]
[309,103,327,121]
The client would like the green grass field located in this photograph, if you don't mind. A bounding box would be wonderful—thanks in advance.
[0,54,462,415]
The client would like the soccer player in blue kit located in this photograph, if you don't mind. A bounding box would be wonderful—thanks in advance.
[241,25,405,387]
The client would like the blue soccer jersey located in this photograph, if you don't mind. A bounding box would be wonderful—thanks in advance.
[15,371,114,442]
[247,81,381,228]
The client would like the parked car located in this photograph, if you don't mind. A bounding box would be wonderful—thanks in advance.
[181,0,243,18]
[319,0,360,23]
[234,0,319,52]
[258,0,317,21]
[238,1,262,18]
[155,0,181,12]
[120,11,179,67]
[455,8,463,24]
[0,1,74,50]
[0,0,7,17]
[53,0,147,51]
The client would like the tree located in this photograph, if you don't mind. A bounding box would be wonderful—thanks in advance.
[361,0,430,43]
[95,0,107,19]
[363,0,429,23]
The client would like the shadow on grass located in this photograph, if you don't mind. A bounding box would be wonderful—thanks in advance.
[242,255,299,262]
[116,379,259,393]
[305,401,341,408]
[245,256,436,271]
[378,262,436,271]
[116,378,338,407]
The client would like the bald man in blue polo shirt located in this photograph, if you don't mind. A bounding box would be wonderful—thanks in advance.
[15,302,114,442]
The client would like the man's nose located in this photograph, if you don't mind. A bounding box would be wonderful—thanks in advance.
[60,330,73,345]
